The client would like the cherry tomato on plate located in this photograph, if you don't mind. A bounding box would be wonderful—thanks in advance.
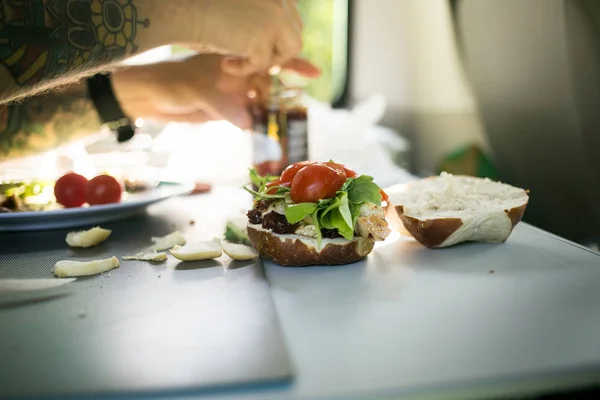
[85,175,122,205]
[290,164,346,203]
[54,172,88,208]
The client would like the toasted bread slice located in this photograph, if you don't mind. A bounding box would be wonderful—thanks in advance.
[247,224,375,267]
[387,173,529,248]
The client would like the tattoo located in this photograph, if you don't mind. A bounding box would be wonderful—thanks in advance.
[0,0,149,88]
[0,88,102,159]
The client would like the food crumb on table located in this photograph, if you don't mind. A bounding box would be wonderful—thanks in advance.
[489,270,495,274]
[189,220,195,225]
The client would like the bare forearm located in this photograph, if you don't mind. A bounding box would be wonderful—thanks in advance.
[0,82,102,160]
[0,0,192,104]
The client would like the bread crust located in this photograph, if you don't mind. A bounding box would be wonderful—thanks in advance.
[392,202,529,248]
[398,213,464,248]
[247,225,375,267]
[505,204,528,229]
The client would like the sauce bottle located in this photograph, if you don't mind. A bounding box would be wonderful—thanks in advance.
[249,76,309,177]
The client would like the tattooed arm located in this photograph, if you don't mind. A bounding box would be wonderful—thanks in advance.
[0,0,193,104]
[0,53,320,160]
[0,82,103,159]
[0,0,305,105]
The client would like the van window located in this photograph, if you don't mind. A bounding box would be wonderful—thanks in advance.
[298,0,349,105]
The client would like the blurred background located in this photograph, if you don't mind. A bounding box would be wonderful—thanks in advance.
[2,0,600,249]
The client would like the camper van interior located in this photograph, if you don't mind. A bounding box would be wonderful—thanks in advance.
[1,1,599,399]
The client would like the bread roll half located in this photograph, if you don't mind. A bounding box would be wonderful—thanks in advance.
[247,224,375,267]
[386,173,529,248]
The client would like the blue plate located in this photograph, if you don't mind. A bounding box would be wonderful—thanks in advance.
[0,181,194,232]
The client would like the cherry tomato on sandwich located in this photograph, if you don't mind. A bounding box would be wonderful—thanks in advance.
[324,161,386,202]
[290,164,346,203]
[380,189,389,203]
[279,161,316,185]
[54,172,88,208]
[85,174,122,205]
[324,162,357,178]
[265,179,283,194]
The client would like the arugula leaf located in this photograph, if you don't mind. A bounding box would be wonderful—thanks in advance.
[347,175,382,206]
[248,168,278,193]
[285,202,318,224]
[350,201,361,227]
[312,210,322,249]
[320,194,342,220]
[316,192,354,241]
[243,186,287,200]
[319,212,333,230]
[249,168,263,188]
[328,208,354,240]
[340,177,354,192]
[244,168,288,200]
[318,196,340,230]
[337,193,353,228]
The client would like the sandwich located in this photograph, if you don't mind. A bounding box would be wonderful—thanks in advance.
[245,161,391,267]
[386,172,530,248]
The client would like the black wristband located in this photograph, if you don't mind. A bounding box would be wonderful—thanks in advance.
[87,73,136,143]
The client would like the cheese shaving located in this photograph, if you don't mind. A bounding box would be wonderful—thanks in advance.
[65,227,111,248]
[122,251,167,262]
[53,257,119,278]
[170,239,222,261]
[151,231,186,250]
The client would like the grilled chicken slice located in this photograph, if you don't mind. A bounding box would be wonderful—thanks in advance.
[356,214,391,241]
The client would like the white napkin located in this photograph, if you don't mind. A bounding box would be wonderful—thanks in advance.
[307,94,414,188]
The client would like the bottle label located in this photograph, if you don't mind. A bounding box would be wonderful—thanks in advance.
[287,120,308,164]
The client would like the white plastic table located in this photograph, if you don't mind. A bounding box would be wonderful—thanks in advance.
[1,186,599,400]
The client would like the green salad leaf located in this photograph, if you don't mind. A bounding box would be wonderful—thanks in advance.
[248,168,278,192]
[346,175,382,206]
[319,192,354,240]
[284,202,318,224]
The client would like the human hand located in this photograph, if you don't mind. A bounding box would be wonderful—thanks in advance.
[111,54,319,129]
[193,0,304,76]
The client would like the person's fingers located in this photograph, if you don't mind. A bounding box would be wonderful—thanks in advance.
[281,58,321,78]
[272,23,303,69]
[221,57,245,75]
[282,0,303,34]
[221,40,274,77]
[271,0,303,69]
